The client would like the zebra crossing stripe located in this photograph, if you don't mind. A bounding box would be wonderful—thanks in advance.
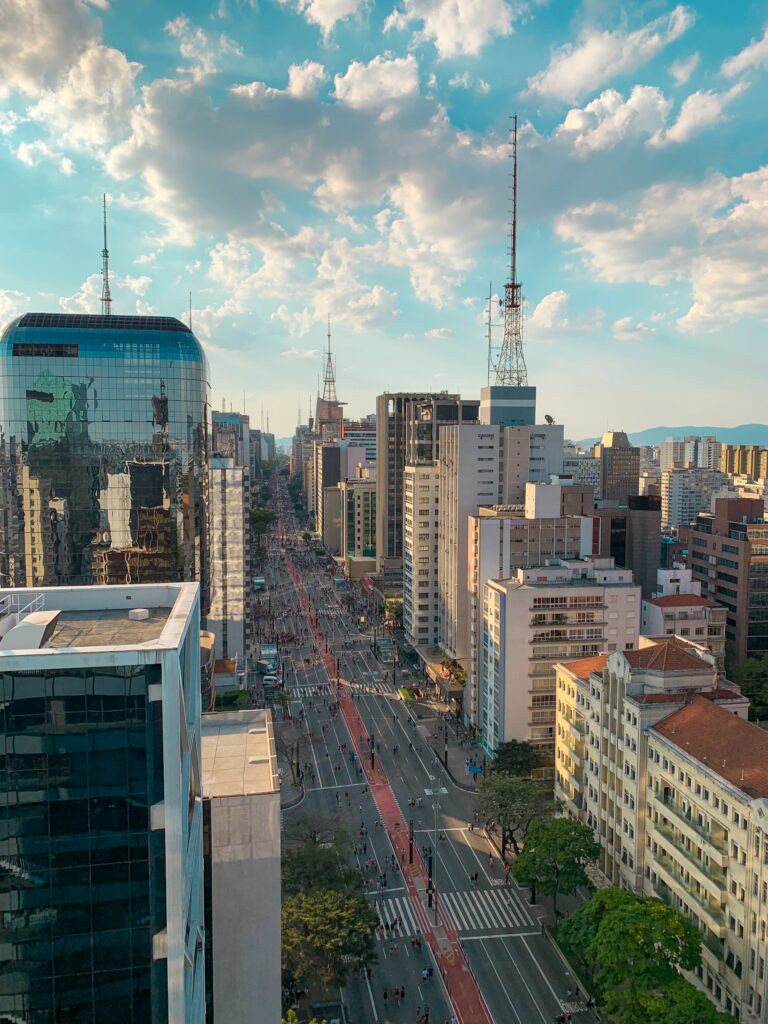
[441,888,535,934]
[376,896,419,938]
[480,888,518,928]
[445,893,471,930]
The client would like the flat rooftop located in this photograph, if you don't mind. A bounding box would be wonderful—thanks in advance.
[202,709,279,798]
[48,609,170,648]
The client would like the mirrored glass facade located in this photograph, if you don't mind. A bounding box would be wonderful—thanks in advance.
[0,315,210,610]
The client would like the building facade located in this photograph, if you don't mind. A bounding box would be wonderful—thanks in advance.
[403,463,440,647]
[642,567,727,673]
[340,475,376,578]
[0,582,205,1023]
[594,430,641,503]
[591,495,662,599]
[480,558,640,761]
[661,467,731,529]
[208,456,250,664]
[0,314,211,610]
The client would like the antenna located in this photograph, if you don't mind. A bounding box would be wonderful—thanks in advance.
[189,291,192,330]
[297,396,302,428]
[494,114,527,387]
[486,281,493,386]
[101,193,112,316]
[322,314,337,402]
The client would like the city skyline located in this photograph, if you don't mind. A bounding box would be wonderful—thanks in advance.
[1,1,767,435]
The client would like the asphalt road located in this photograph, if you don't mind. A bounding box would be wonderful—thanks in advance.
[268,480,592,1024]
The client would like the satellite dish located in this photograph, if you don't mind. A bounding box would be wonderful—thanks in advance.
[544,414,555,425]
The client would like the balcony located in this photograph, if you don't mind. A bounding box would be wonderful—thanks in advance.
[652,820,727,893]
[654,852,726,933]
[563,716,586,741]
[651,791,728,858]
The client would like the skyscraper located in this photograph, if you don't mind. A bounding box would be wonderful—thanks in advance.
[0,314,211,609]
[0,581,205,1023]
[594,430,641,503]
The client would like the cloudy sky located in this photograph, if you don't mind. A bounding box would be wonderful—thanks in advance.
[0,0,766,438]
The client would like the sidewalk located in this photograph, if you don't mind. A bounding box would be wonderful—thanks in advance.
[402,690,487,795]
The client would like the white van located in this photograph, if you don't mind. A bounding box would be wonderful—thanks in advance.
[263,675,278,686]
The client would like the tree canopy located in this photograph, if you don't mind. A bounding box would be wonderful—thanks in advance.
[637,979,736,1024]
[474,774,554,855]
[282,889,378,989]
[492,739,541,777]
[730,654,768,720]
[283,839,365,900]
[511,817,598,915]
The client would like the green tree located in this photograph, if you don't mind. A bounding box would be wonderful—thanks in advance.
[491,739,541,777]
[730,654,768,719]
[511,817,598,915]
[383,598,402,626]
[558,886,638,984]
[282,1012,327,1024]
[638,978,735,1024]
[282,889,378,989]
[283,840,364,899]
[474,774,554,856]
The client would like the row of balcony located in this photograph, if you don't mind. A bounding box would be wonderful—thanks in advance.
[653,819,727,889]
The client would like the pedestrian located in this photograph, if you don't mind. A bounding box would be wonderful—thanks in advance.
[400,986,405,1003]
[488,852,493,865]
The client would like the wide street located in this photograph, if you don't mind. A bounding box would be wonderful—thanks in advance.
[267,477,592,1024]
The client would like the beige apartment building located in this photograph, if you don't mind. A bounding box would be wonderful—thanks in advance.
[554,637,768,1021]
[403,463,440,647]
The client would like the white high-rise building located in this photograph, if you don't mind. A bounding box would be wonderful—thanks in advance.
[661,467,731,529]
[209,456,250,662]
[403,464,440,646]
[480,558,640,762]
[0,583,205,1023]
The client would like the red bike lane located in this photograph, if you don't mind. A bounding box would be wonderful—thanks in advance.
[284,553,494,1024]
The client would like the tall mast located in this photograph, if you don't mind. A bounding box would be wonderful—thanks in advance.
[322,314,337,402]
[486,281,493,386]
[495,114,527,387]
[101,193,112,316]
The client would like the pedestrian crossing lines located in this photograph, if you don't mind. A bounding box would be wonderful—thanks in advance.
[375,895,420,939]
[289,684,330,697]
[441,887,533,934]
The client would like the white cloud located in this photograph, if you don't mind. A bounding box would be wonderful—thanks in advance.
[277,0,364,40]
[14,139,74,174]
[425,326,452,338]
[287,60,327,99]
[649,84,745,148]
[281,346,321,359]
[134,252,158,266]
[668,52,698,85]
[59,273,153,313]
[0,0,101,99]
[556,86,671,155]
[0,111,23,135]
[612,316,656,341]
[28,44,141,151]
[526,5,694,103]
[529,290,570,331]
[165,15,242,82]
[333,54,419,111]
[0,288,31,325]
[722,25,768,78]
[59,156,75,175]
[385,0,514,59]
[448,72,490,94]
[556,165,768,333]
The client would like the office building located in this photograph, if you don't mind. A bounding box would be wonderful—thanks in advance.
[478,384,536,426]
[661,467,731,529]
[403,463,440,646]
[594,430,640,503]
[375,393,478,578]
[208,456,250,664]
[342,415,377,462]
[681,497,768,664]
[480,557,640,760]
[212,411,251,471]
[660,436,722,472]
[466,497,593,732]
[340,471,376,579]
[591,495,662,598]
[0,313,211,610]
[642,567,727,672]
[721,445,768,480]
[562,445,601,496]
[0,582,205,1023]
[554,639,768,1022]
[202,709,280,1024]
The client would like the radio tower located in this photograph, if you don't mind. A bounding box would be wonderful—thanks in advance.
[322,315,337,402]
[494,114,527,387]
[100,193,112,316]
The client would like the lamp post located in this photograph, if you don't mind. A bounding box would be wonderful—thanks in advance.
[429,774,440,925]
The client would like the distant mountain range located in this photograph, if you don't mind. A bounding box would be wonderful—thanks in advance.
[576,424,768,448]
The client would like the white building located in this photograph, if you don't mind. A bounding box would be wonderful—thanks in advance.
[202,709,281,1024]
[209,456,250,663]
[661,467,731,529]
[403,463,440,647]
[339,473,377,579]
[466,500,593,731]
[0,583,205,1023]
[642,567,726,674]
[562,446,601,496]
[480,558,640,762]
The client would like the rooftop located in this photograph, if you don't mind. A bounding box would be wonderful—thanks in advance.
[48,609,169,648]
[559,653,609,681]
[647,594,715,608]
[201,709,279,798]
[624,636,709,673]
[653,696,768,798]
[632,688,743,706]
[8,312,191,333]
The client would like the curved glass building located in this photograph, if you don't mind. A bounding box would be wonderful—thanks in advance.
[0,314,210,610]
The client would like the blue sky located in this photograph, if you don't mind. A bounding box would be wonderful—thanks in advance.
[1,0,767,438]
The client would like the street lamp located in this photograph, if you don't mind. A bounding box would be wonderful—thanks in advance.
[429,774,440,925]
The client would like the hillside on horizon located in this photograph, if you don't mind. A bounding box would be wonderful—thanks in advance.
[576,424,768,448]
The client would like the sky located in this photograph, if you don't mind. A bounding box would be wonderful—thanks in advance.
[0,0,767,439]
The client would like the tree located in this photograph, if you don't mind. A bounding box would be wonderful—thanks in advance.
[558,886,638,984]
[730,654,768,719]
[511,817,598,915]
[282,1012,327,1024]
[283,813,339,848]
[383,597,402,627]
[474,774,554,856]
[283,839,364,899]
[282,889,378,989]
[638,978,735,1024]
[492,739,540,778]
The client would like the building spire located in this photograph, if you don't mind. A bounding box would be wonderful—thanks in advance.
[101,192,112,316]
[494,114,527,387]
[322,314,337,403]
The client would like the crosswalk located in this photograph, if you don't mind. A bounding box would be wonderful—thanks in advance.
[441,887,533,933]
[374,886,533,940]
[288,684,330,697]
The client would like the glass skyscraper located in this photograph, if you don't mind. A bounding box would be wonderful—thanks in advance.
[0,314,210,610]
